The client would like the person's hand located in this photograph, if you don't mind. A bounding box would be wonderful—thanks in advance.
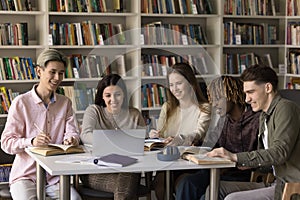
[149,129,160,138]
[167,134,195,146]
[164,136,174,144]
[206,147,237,162]
[63,136,79,146]
[32,132,51,147]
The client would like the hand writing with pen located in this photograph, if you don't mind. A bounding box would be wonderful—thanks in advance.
[33,123,79,146]
[149,129,174,144]
[32,124,51,147]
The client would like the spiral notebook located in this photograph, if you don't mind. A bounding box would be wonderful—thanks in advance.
[92,129,146,157]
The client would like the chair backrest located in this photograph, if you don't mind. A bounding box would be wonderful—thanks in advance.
[250,170,275,184]
[282,182,300,200]
[278,89,300,107]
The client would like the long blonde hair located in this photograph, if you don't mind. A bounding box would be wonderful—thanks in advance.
[161,62,209,133]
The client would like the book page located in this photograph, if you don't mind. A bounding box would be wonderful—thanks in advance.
[144,138,166,151]
[145,138,165,143]
[48,143,74,151]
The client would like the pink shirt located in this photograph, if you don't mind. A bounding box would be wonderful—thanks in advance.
[1,85,80,185]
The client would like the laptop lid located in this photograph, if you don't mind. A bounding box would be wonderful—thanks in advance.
[92,129,146,157]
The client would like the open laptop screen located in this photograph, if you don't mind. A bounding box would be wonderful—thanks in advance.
[92,129,146,157]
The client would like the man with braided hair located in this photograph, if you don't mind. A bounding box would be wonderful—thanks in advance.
[175,76,261,200]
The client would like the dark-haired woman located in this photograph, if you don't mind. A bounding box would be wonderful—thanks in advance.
[80,74,145,200]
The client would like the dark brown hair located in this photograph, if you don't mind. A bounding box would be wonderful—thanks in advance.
[240,64,278,92]
[94,74,128,108]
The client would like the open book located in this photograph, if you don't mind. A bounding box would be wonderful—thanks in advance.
[178,146,234,165]
[94,153,138,167]
[184,154,234,165]
[29,144,85,156]
[144,138,166,151]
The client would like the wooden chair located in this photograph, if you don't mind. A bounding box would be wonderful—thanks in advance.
[250,169,275,184]
[282,183,300,200]
[73,174,152,200]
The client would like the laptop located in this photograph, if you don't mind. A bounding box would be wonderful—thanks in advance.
[92,129,146,157]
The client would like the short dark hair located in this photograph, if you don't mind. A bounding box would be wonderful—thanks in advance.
[94,74,128,108]
[240,64,278,92]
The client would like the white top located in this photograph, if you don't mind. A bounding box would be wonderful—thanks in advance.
[262,119,269,149]
[178,104,200,135]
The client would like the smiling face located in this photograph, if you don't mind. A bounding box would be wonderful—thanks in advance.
[243,81,272,112]
[102,85,124,114]
[36,61,65,93]
[168,72,192,102]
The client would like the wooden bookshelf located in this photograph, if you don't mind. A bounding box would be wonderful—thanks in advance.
[0,0,300,127]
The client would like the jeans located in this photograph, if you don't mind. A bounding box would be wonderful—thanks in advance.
[175,169,210,200]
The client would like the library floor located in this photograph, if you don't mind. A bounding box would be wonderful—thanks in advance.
[139,190,157,200]
[139,176,158,200]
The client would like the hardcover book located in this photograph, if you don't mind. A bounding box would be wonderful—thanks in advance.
[178,146,234,165]
[184,153,234,165]
[94,153,138,167]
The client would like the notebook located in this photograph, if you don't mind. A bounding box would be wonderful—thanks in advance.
[92,129,146,157]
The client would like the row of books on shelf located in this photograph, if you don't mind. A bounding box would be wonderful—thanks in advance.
[0,56,36,80]
[141,53,208,77]
[49,21,126,46]
[0,52,127,80]
[142,22,208,45]
[0,86,19,114]
[64,53,126,79]
[0,22,28,46]
[287,22,300,46]
[224,0,276,16]
[223,21,277,45]
[141,83,167,108]
[0,84,96,114]
[60,84,96,111]
[223,52,273,74]
[289,50,300,74]
[141,0,212,14]
[287,0,300,16]
[0,163,12,182]
[49,0,125,13]
[286,77,300,89]
[0,0,32,11]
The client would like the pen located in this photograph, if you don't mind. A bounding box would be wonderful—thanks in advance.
[34,123,46,135]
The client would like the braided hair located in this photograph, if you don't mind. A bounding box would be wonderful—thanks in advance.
[207,76,246,109]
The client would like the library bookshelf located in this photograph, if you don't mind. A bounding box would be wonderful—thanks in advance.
[0,0,300,142]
